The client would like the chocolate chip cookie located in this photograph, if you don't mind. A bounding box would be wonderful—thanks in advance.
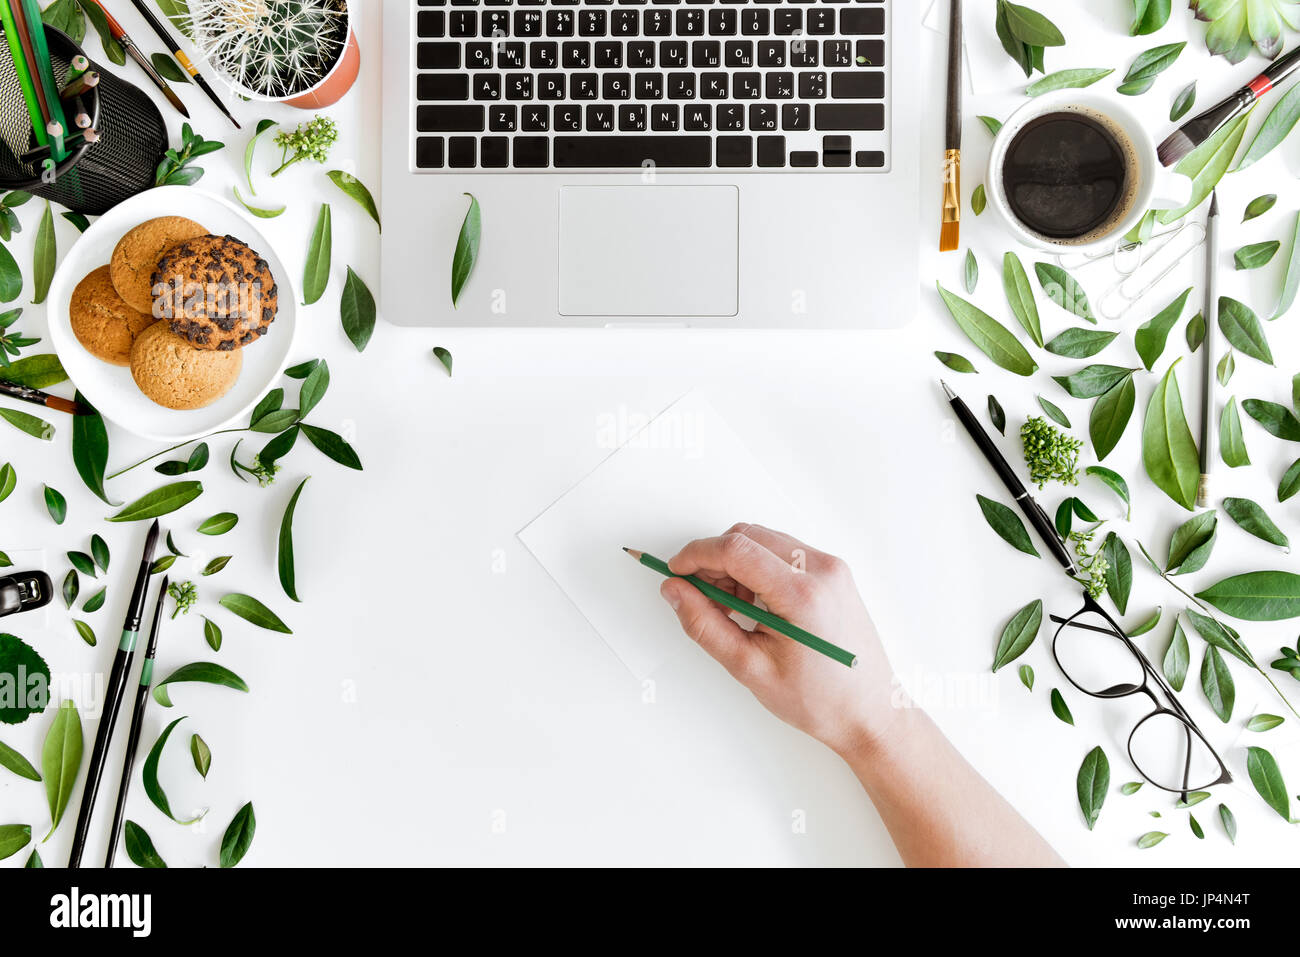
[152,234,279,352]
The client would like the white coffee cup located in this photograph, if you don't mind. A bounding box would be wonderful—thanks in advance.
[986,90,1160,254]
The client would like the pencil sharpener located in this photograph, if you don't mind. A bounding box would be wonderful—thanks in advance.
[0,571,54,619]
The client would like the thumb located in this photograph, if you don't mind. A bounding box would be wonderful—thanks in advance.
[661,579,771,685]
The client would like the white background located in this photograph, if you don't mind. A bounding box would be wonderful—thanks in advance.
[3,0,1300,867]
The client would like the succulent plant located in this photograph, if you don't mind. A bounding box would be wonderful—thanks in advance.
[1191,0,1300,62]
[184,0,349,98]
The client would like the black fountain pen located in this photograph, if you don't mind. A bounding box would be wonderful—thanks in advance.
[942,381,1079,576]
[67,519,160,868]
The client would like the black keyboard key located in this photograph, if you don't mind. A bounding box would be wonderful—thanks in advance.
[841,8,884,35]
[692,40,720,67]
[716,103,744,130]
[449,11,476,36]
[709,9,737,34]
[823,134,851,167]
[651,104,679,130]
[660,40,687,66]
[418,42,459,69]
[418,74,469,101]
[774,10,801,34]
[563,41,591,68]
[465,42,493,69]
[499,42,525,67]
[667,72,695,98]
[514,10,543,35]
[587,104,615,130]
[628,41,655,66]
[808,9,835,34]
[613,9,640,34]
[644,9,672,35]
[554,135,711,167]
[716,135,752,168]
[791,38,818,67]
[482,10,509,35]
[749,103,776,131]
[481,136,509,168]
[798,71,827,98]
[781,102,810,130]
[554,105,582,130]
[757,40,784,67]
[734,72,761,99]
[418,105,486,132]
[473,74,501,99]
[538,73,567,99]
[416,136,444,169]
[603,72,632,98]
[635,72,663,98]
[766,72,793,98]
[814,103,884,130]
[548,10,576,35]
[856,150,885,168]
[700,72,728,98]
[725,40,753,67]
[530,42,558,68]
[418,11,446,37]
[619,104,647,130]
[489,105,516,131]
[790,150,817,167]
[757,135,785,167]
[824,39,851,67]
[832,71,884,99]
[856,39,885,67]
[514,137,549,168]
[675,9,704,34]
[580,10,607,34]
[595,41,623,67]
[521,104,550,130]
[572,73,599,98]
[740,9,769,34]
[683,103,711,130]
[448,136,476,167]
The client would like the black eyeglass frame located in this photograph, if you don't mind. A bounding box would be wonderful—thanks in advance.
[1050,591,1232,798]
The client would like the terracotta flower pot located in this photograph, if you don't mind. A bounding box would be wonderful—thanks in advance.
[284,24,361,110]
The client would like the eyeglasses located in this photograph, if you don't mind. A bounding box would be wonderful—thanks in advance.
[1051,592,1232,798]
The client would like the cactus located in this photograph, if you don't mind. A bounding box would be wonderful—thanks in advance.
[184,0,349,97]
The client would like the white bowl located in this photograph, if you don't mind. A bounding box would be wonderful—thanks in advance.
[47,185,297,443]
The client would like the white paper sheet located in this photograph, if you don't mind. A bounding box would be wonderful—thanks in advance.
[518,393,804,680]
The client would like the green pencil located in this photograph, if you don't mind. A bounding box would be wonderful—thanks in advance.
[624,548,858,668]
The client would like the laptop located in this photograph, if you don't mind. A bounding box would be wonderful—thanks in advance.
[380,0,919,328]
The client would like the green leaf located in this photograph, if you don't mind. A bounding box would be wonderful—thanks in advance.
[988,394,1007,435]
[143,717,205,824]
[1018,664,1034,690]
[219,593,293,634]
[432,346,454,378]
[150,556,176,576]
[201,557,230,579]
[43,485,66,525]
[108,481,203,522]
[191,733,211,779]
[62,570,78,609]
[72,620,96,647]
[0,824,30,862]
[1201,645,1235,722]
[1131,0,1172,35]
[1222,497,1288,548]
[203,616,222,651]
[1046,327,1116,359]
[1246,746,1290,821]
[220,802,256,868]
[91,534,109,572]
[934,351,977,374]
[1184,609,1255,666]
[1037,395,1070,429]
[1118,41,1185,95]
[1129,606,1163,637]
[1247,713,1285,732]
[971,184,987,216]
[244,119,276,193]
[1034,263,1095,322]
[340,267,376,352]
[995,0,1035,76]
[1160,111,1252,225]
[153,0,190,35]
[1027,67,1113,96]
[1091,375,1136,461]
[0,461,17,503]
[232,185,286,219]
[1137,831,1168,848]
[62,212,89,233]
[251,409,300,434]
[1142,359,1200,510]
[1196,571,1300,621]
[992,599,1043,672]
[302,204,332,306]
[41,0,86,44]
[279,478,308,602]
[1219,803,1237,844]
[1220,398,1251,468]
[1051,688,1074,725]
[976,494,1040,558]
[82,587,105,614]
[1170,81,1197,121]
[197,512,238,536]
[1243,399,1300,440]
[1134,287,1191,371]
[1237,81,1300,170]
[78,0,127,64]
[1166,510,1217,575]
[1218,297,1274,364]
[963,249,978,294]
[1001,1,1065,46]
[153,662,250,708]
[148,51,188,82]
[1275,212,1300,318]
[0,407,54,440]
[1120,780,1144,796]
[1077,746,1110,830]
[978,115,1003,136]
[71,397,112,505]
[1054,364,1136,399]
[1101,532,1133,614]
[298,361,330,419]
[1186,312,1206,353]
[300,424,363,471]
[1055,498,1075,539]
[0,738,40,781]
[124,821,166,868]
[0,243,20,303]
[1,353,66,388]
[452,193,481,307]
[31,203,55,305]
[1243,194,1278,223]
[41,700,82,841]
[1163,618,1190,691]
[327,171,381,231]
[1002,252,1043,347]
[1087,466,1131,519]
[1279,458,1300,501]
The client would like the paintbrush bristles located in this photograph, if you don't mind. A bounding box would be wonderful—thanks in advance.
[1156,129,1196,167]
[939,221,960,252]
[1159,97,1249,167]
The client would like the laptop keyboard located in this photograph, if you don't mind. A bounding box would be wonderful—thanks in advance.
[409,0,890,171]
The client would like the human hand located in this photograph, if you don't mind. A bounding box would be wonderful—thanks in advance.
[659,524,900,758]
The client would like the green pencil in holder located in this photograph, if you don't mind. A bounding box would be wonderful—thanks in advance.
[18,0,68,161]
[0,0,47,152]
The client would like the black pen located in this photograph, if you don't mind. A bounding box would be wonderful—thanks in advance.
[942,381,1079,576]
[104,575,167,868]
[67,519,160,868]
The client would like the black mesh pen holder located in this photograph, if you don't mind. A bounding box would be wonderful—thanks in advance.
[0,25,167,215]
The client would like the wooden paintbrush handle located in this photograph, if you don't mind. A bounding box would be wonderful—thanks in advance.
[946,0,962,150]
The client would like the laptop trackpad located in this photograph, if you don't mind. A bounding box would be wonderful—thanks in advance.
[558,186,739,317]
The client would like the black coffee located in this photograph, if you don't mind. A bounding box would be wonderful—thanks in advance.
[1002,111,1133,243]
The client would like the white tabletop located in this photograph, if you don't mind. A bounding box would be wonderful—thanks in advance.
[3,1,1300,867]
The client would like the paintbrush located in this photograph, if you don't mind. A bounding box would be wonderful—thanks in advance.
[940,0,962,252]
[0,378,93,415]
[1197,192,1219,508]
[80,0,189,119]
[1160,46,1300,167]
[128,0,240,128]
